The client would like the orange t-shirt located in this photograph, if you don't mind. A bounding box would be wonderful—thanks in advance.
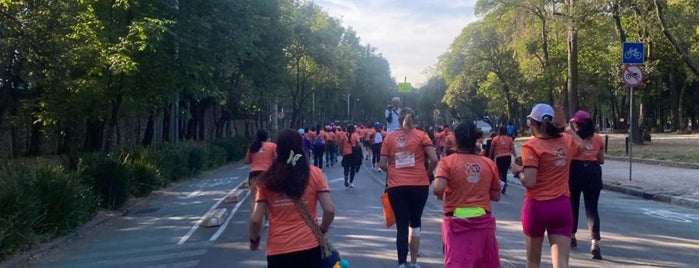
[435,153,500,213]
[256,166,330,256]
[381,129,434,188]
[340,132,361,155]
[444,133,457,152]
[325,131,336,143]
[491,135,514,158]
[521,133,579,200]
[573,134,604,162]
[246,142,277,172]
[363,129,372,141]
[356,128,365,141]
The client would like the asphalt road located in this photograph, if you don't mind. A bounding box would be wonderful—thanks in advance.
[26,159,699,268]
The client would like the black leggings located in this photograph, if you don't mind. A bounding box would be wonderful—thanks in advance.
[371,143,382,166]
[267,246,321,268]
[569,160,602,241]
[342,153,357,183]
[312,145,325,168]
[387,186,429,264]
[495,156,511,183]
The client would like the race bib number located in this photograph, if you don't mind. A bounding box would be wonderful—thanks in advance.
[394,152,416,169]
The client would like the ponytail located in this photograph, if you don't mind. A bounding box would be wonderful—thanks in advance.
[249,129,269,153]
[399,107,416,129]
[541,117,562,138]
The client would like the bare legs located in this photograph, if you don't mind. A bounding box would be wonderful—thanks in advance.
[524,234,570,268]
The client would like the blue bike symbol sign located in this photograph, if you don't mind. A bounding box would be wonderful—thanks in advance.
[622,42,645,64]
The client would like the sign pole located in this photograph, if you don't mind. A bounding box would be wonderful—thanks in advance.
[629,85,633,182]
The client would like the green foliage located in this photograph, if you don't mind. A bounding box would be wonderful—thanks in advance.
[78,154,132,210]
[127,158,164,198]
[0,161,98,260]
[0,163,44,260]
[33,165,98,236]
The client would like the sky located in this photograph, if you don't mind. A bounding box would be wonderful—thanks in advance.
[313,0,479,87]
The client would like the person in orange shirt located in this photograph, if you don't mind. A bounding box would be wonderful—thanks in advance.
[244,129,277,211]
[379,107,438,268]
[489,126,517,194]
[249,129,335,268]
[340,124,362,188]
[512,103,583,268]
[324,126,338,167]
[443,130,457,156]
[435,125,451,158]
[362,124,373,161]
[433,121,502,268]
[568,110,605,260]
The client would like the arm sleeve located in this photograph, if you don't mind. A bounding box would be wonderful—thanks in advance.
[521,143,539,168]
[435,157,449,180]
[421,132,434,147]
[381,134,391,155]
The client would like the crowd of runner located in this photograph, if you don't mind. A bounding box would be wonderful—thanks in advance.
[246,96,605,268]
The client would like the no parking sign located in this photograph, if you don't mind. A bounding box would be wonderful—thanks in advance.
[622,65,644,87]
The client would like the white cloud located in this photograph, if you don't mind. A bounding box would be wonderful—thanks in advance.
[314,0,479,87]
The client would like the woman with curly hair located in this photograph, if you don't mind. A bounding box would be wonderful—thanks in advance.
[249,129,335,268]
[568,110,605,260]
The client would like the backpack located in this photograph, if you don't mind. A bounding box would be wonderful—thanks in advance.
[303,136,312,150]
[507,124,515,136]
[314,135,323,147]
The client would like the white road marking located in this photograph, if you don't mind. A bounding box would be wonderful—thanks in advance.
[641,208,699,223]
[209,190,252,242]
[328,177,346,184]
[237,165,249,169]
[178,190,202,199]
[177,179,246,245]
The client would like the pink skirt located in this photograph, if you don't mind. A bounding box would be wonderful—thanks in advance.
[442,214,500,268]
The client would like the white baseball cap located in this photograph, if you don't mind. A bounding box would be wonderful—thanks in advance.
[527,103,554,122]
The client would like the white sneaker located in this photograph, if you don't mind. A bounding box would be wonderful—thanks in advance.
[398,264,408,268]
[410,264,421,268]
[349,183,355,188]
[263,220,269,228]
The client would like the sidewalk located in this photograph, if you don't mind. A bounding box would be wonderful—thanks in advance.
[508,157,699,209]
[600,157,699,208]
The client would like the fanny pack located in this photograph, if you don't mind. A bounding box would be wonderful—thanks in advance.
[452,207,486,219]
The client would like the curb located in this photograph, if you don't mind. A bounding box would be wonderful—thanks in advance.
[603,182,699,209]
[605,155,699,169]
[506,177,699,210]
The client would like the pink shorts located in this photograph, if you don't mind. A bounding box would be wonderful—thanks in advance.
[442,214,500,268]
[521,195,573,237]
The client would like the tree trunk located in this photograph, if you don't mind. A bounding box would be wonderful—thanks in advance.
[162,105,171,142]
[142,111,155,146]
[654,0,699,77]
[567,26,579,116]
[103,94,122,153]
[565,0,579,116]
[678,82,688,131]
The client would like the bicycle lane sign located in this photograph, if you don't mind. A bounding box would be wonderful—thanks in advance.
[622,42,645,64]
